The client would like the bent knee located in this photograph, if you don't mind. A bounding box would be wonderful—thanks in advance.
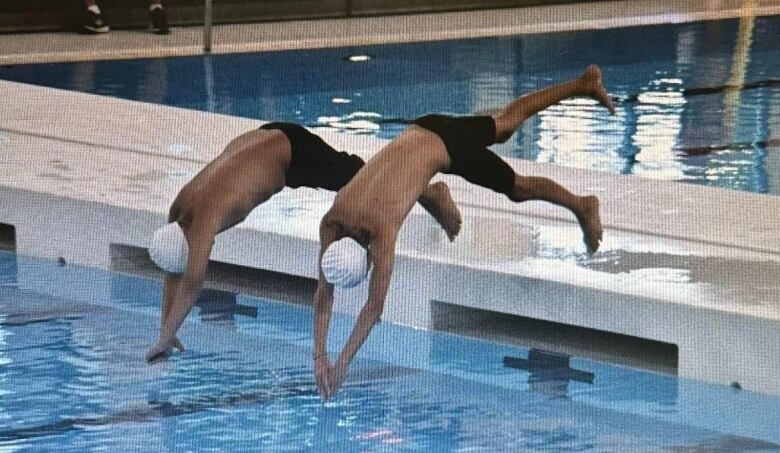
[505,175,531,202]
[491,115,513,144]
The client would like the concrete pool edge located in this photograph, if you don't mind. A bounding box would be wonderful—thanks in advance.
[1,80,779,396]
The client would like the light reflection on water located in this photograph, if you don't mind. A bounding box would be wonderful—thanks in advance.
[1,251,779,452]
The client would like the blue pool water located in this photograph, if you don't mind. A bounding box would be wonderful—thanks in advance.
[1,250,779,451]
[1,16,779,195]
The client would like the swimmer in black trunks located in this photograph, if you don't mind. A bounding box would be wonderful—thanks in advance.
[144,123,462,363]
[314,65,615,399]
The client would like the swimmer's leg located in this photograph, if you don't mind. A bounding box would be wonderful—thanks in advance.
[507,175,602,254]
[492,65,615,143]
[418,182,462,241]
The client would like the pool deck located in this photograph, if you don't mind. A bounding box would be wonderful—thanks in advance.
[2,0,780,65]
[1,79,779,396]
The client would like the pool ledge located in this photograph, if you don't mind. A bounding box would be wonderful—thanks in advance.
[1,80,779,395]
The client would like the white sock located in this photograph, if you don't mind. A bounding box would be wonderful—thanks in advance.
[87,4,101,14]
[149,3,163,11]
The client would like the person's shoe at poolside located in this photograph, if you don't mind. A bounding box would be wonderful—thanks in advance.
[150,5,170,35]
[82,6,109,34]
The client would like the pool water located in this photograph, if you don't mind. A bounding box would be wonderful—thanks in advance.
[1,15,779,195]
[1,251,779,451]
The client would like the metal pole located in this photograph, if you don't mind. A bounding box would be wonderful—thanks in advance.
[204,0,213,53]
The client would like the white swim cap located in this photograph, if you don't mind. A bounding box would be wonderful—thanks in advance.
[321,238,369,288]
[149,222,189,274]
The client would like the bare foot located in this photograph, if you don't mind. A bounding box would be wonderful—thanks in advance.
[420,182,462,241]
[576,195,603,254]
[580,65,616,115]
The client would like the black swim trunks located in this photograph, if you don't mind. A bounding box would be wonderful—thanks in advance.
[413,114,515,194]
[259,122,365,190]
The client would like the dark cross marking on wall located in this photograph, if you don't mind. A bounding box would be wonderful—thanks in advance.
[504,349,594,398]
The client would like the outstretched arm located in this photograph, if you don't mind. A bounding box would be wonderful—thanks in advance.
[160,273,186,352]
[327,232,396,398]
[146,221,215,363]
[314,222,339,398]
[158,202,187,352]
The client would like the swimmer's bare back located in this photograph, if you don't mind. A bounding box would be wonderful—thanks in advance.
[172,129,291,234]
[323,126,452,239]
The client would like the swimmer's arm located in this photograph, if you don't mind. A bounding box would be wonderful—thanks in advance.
[147,222,214,362]
[161,273,180,326]
[330,233,396,392]
[161,273,186,351]
[314,274,335,398]
[314,224,338,398]
[160,204,186,351]
[314,276,335,360]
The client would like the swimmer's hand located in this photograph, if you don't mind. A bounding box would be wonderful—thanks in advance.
[145,342,172,364]
[328,358,348,397]
[315,355,334,400]
[172,337,186,352]
[145,337,185,364]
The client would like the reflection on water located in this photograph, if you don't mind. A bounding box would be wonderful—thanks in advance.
[0,252,15,288]
[0,290,774,452]
[0,252,779,450]
[2,15,778,195]
[504,350,595,399]
[196,288,258,329]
